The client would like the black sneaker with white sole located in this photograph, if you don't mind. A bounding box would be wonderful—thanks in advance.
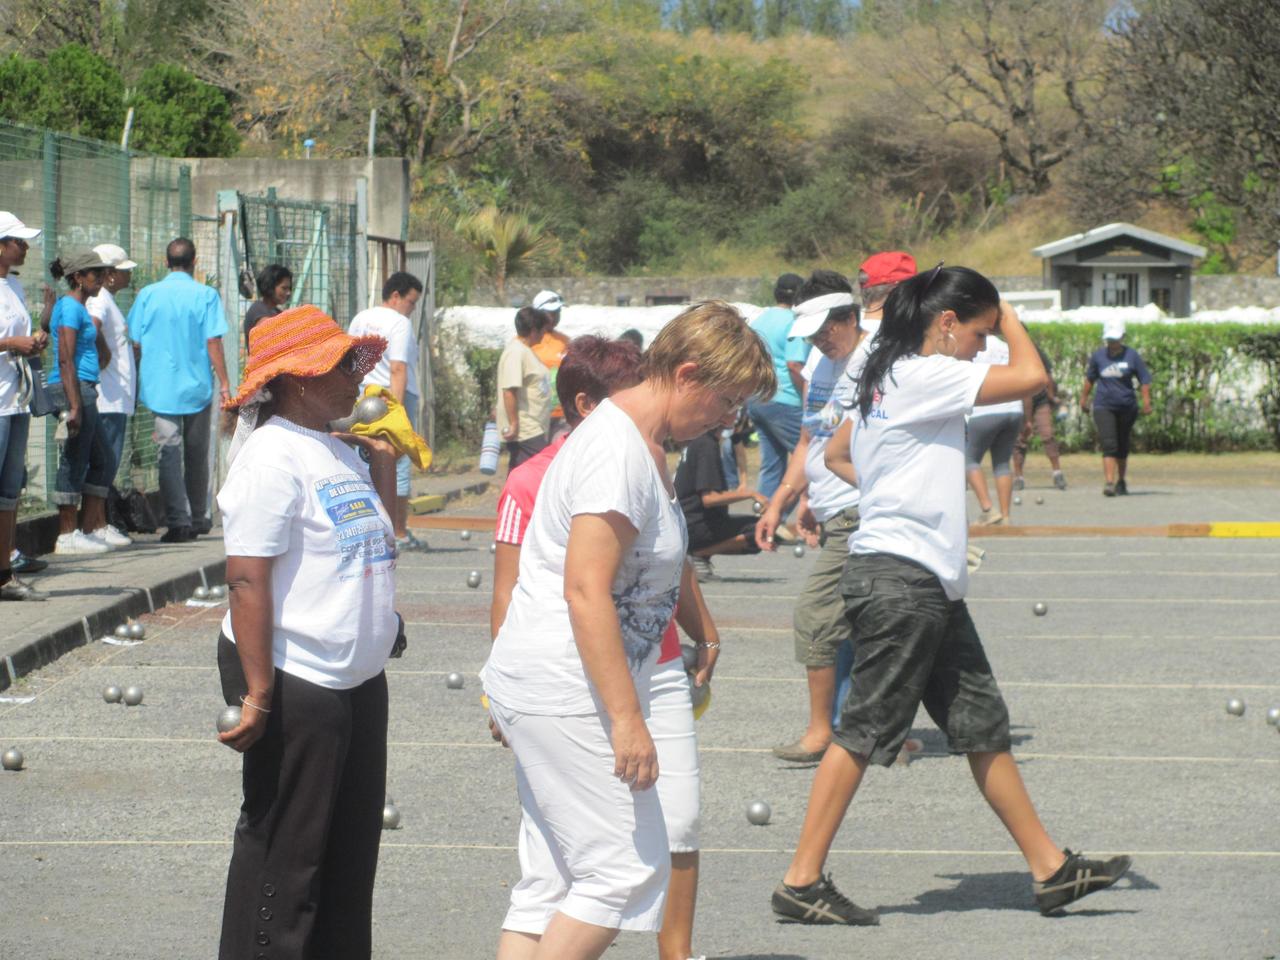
[771,874,879,926]
[1034,849,1131,915]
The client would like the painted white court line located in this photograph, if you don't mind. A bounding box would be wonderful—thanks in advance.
[403,591,1280,603]
[0,839,1274,857]
[6,735,1275,766]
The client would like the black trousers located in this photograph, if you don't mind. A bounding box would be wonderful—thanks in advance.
[1092,406,1138,459]
[217,635,388,960]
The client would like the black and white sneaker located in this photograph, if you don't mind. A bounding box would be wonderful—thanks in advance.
[1033,849,1131,915]
[771,874,879,926]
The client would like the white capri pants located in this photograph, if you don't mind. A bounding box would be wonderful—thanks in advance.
[491,660,700,935]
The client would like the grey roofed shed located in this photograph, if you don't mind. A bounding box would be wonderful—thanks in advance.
[1033,222,1206,316]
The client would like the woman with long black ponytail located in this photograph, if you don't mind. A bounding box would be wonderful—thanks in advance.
[771,266,1132,925]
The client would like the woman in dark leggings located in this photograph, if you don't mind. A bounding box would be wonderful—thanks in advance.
[1080,320,1152,497]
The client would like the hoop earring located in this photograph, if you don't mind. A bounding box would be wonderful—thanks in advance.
[298,382,306,400]
[936,331,958,358]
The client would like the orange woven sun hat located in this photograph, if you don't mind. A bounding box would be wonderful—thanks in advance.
[228,304,387,408]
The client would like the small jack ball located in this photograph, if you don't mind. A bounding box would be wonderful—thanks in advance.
[1033,602,1048,617]
[382,803,402,830]
[793,544,805,558]
[746,800,771,826]
[127,622,146,640]
[1035,495,1044,505]
[114,623,130,638]
[467,571,482,589]
[1226,698,1246,717]
[1013,495,1022,506]
[445,672,465,690]
[193,585,210,600]
[122,686,144,707]
[460,530,472,541]
[2,748,24,771]
[216,705,243,734]
[103,685,122,703]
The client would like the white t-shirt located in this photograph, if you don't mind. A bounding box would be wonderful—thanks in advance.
[0,276,32,416]
[800,343,864,522]
[217,417,398,689]
[86,288,136,415]
[349,305,419,399]
[483,399,688,716]
[848,353,990,600]
[969,338,1022,418]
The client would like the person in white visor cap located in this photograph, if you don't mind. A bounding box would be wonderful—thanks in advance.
[530,290,571,439]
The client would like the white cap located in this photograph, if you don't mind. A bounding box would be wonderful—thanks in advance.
[532,290,563,312]
[787,292,857,339]
[0,212,41,241]
[1102,318,1126,341]
[92,243,138,271]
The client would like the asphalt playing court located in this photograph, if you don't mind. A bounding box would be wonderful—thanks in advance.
[2,521,1278,958]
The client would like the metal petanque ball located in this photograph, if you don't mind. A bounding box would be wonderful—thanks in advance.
[1266,706,1280,727]
[193,585,210,600]
[216,705,243,734]
[467,570,482,589]
[209,584,226,600]
[752,500,763,514]
[103,685,123,704]
[793,544,805,559]
[746,800,772,826]
[114,623,130,639]
[445,672,465,690]
[1013,495,1022,506]
[2,748,24,771]
[122,686,144,707]
[355,396,389,424]
[1033,602,1048,617]
[460,530,472,541]
[1035,495,1045,505]
[127,622,146,640]
[488,543,496,555]
[1226,698,1246,717]
[382,802,402,830]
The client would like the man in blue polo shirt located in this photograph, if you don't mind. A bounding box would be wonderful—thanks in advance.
[128,238,230,542]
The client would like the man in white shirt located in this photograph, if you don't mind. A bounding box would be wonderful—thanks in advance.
[347,271,423,547]
[85,243,139,548]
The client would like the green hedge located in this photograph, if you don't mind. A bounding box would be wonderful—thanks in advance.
[1027,323,1280,452]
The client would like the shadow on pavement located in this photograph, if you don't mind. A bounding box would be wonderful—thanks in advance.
[880,868,1151,916]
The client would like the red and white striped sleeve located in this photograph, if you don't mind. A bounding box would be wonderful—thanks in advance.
[495,492,526,545]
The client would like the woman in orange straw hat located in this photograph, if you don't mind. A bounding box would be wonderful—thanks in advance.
[213,304,401,960]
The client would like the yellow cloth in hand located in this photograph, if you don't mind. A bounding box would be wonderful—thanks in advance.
[351,385,432,470]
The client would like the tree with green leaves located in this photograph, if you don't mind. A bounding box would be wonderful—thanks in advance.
[0,44,124,141]
[128,64,239,157]
[455,204,558,302]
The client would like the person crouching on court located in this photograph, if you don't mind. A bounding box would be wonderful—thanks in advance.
[214,305,400,960]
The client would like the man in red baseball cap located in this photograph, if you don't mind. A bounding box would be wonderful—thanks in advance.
[856,251,917,337]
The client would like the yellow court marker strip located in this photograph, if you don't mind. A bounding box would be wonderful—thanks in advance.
[1208,522,1280,538]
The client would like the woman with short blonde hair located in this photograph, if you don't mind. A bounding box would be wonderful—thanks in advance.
[484,301,773,960]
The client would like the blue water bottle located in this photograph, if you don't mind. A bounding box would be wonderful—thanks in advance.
[479,421,501,475]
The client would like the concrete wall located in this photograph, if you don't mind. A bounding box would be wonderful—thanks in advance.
[484,272,1280,310]
[484,273,1054,308]
[1193,275,1280,310]
[182,157,410,239]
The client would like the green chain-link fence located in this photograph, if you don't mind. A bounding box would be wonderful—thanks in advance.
[0,119,191,511]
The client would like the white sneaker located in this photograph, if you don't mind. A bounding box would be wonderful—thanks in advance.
[90,524,132,548]
[54,530,110,555]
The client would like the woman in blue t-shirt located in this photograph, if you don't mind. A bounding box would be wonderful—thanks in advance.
[1079,320,1152,497]
[47,249,113,555]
